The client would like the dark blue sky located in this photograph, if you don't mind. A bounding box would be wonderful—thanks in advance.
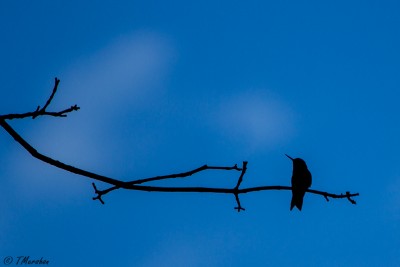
[1,0,399,266]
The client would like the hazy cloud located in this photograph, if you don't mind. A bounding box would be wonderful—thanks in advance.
[213,89,296,151]
[62,30,175,109]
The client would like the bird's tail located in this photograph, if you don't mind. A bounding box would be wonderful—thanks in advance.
[290,190,306,211]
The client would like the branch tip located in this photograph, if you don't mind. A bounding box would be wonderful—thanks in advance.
[92,195,105,204]
[92,182,99,193]
[234,206,245,212]
[346,191,357,205]
[92,183,106,204]
[234,193,245,212]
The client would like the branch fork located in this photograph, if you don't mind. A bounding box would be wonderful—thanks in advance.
[0,78,80,121]
[233,161,247,212]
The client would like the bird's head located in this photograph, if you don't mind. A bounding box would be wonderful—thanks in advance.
[285,154,308,169]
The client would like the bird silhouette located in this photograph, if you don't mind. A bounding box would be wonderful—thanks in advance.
[286,154,312,211]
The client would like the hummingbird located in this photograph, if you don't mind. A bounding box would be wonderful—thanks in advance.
[285,154,312,211]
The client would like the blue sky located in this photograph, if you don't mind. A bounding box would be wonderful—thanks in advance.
[1,0,399,266]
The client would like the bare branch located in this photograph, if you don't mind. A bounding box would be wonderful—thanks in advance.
[90,173,359,208]
[90,163,244,204]
[92,183,106,204]
[40,77,60,112]
[130,164,242,185]
[92,184,119,204]
[234,161,247,190]
[233,161,248,211]
[346,191,357,204]
[234,193,245,212]
[0,118,126,187]
[0,78,80,120]
[0,78,360,211]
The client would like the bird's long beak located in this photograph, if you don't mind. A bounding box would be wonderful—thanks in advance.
[285,154,294,161]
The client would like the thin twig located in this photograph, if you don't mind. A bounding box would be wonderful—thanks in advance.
[90,163,244,204]
[130,164,242,185]
[233,161,247,211]
[234,193,245,212]
[234,161,247,190]
[0,78,80,120]
[41,77,60,112]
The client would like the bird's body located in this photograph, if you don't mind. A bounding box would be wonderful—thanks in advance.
[286,154,312,211]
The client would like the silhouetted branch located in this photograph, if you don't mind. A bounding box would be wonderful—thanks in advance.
[39,77,60,113]
[233,161,247,212]
[90,163,244,204]
[0,78,360,211]
[0,118,127,187]
[0,78,80,120]
[92,183,106,204]
[131,164,242,185]
[91,179,359,208]
[234,194,245,212]
[234,162,247,190]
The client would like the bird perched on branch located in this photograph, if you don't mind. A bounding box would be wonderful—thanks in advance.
[286,154,312,211]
